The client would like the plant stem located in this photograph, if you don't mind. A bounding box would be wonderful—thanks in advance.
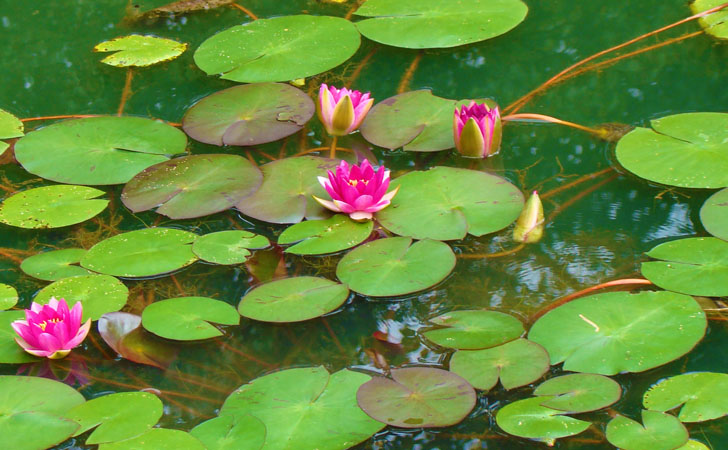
[540,167,614,200]
[397,51,423,94]
[21,114,100,122]
[231,3,258,20]
[329,135,338,159]
[117,68,134,116]
[503,113,606,136]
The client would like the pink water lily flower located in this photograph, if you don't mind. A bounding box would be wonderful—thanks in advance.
[453,101,502,157]
[313,159,399,221]
[11,297,91,359]
[317,84,374,136]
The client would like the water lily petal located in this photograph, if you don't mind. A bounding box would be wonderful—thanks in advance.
[313,195,343,213]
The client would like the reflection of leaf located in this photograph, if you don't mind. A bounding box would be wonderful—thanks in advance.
[98,312,177,369]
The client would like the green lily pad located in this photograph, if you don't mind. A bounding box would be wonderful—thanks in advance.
[534,374,622,413]
[615,112,728,188]
[221,367,385,449]
[34,274,128,321]
[239,277,349,323]
[0,284,18,310]
[142,296,239,340]
[495,397,591,446]
[528,291,707,375]
[0,185,108,229]
[691,0,728,39]
[0,311,37,363]
[14,116,187,185]
[643,372,728,422]
[278,214,373,255]
[354,0,528,49]
[642,237,728,297]
[356,367,476,428]
[679,441,711,450]
[190,415,266,450]
[422,310,524,350]
[94,35,187,67]
[376,167,524,240]
[606,410,688,450]
[192,231,269,265]
[81,228,198,278]
[98,312,178,369]
[66,392,163,444]
[20,249,92,281]
[182,83,314,146]
[194,15,360,83]
[336,237,455,297]
[0,108,23,139]
[98,428,205,450]
[121,154,262,219]
[449,338,550,391]
[700,187,728,241]
[236,157,339,224]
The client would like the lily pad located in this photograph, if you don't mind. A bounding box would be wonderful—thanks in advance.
[691,0,728,39]
[615,112,728,188]
[422,310,524,350]
[221,367,385,449]
[376,167,524,240]
[142,296,239,340]
[94,35,187,67]
[278,214,373,255]
[0,284,18,310]
[0,311,37,363]
[122,154,262,219]
[182,83,314,146]
[495,397,591,446]
[98,312,178,369]
[81,228,198,278]
[679,441,711,450]
[0,185,108,229]
[700,187,728,241]
[643,372,728,422]
[606,410,688,450]
[528,291,707,375]
[534,374,622,413]
[190,415,266,450]
[34,274,128,321]
[641,237,728,297]
[192,231,269,265]
[449,338,550,391]
[0,108,23,139]
[194,15,360,83]
[14,116,187,185]
[239,277,349,323]
[356,367,476,428]
[336,237,455,297]
[354,0,528,49]
[98,428,205,450]
[20,249,91,281]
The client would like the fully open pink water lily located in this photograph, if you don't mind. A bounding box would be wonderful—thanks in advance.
[317,84,374,136]
[313,159,399,221]
[453,101,502,158]
[11,297,91,359]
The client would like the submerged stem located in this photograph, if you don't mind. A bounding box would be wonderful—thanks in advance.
[117,68,134,116]
[397,51,423,94]
[231,3,258,20]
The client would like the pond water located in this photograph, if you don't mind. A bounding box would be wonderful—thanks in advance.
[0,0,727,449]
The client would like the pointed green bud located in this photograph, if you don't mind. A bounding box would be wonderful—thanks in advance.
[457,117,486,157]
[513,191,544,243]
[330,94,355,136]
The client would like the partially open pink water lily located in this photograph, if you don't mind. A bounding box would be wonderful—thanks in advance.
[317,84,374,136]
[453,101,502,158]
[313,159,399,221]
[11,297,91,359]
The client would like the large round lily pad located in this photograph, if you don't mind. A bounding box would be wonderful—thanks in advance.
[495,397,591,446]
[615,112,728,188]
[0,284,18,310]
[643,372,728,422]
[98,429,205,450]
[422,310,524,350]
[21,249,91,281]
[94,35,187,67]
[194,15,360,83]
[34,274,128,321]
[0,311,37,363]
[606,410,688,450]
[641,237,728,297]
[700,187,728,241]
[691,0,728,40]
[354,0,528,49]
[528,291,707,375]
[182,83,314,146]
[192,231,269,265]
[221,367,385,450]
[376,167,524,240]
[356,367,475,428]
[278,214,373,255]
[0,185,108,229]
[142,297,239,341]
[336,237,455,297]
[190,415,266,450]
[534,374,622,413]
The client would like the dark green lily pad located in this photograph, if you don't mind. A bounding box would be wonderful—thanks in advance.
[94,35,187,67]
[98,312,178,369]
[239,277,349,323]
[643,372,728,422]
[528,291,707,375]
[34,274,128,321]
[691,0,728,39]
[0,311,37,363]
[190,415,266,450]
[496,397,591,446]
[336,237,455,297]
[376,167,524,240]
[700,187,728,241]
[192,231,269,265]
[14,116,187,185]
[142,296,239,340]
[81,228,198,278]
[194,15,360,83]
[0,185,108,229]
[422,310,524,350]
[606,410,688,450]
[122,154,262,219]
[615,112,728,188]
[182,83,314,146]
[449,338,550,391]
[278,214,373,255]
[641,237,728,297]
[98,429,205,450]
[21,249,92,281]
[354,0,528,49]
[534,374,622,413]
[221,367,384,449]
[0,284,18,310]
[0,108,23,140]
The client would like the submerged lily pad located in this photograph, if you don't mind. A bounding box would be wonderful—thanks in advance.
[94,35,187,67]
[528,291,707,375]
[534,374,622,413]
[21,249,91,281]
[182,83,314,146]
[194,15,360,83]
[606,410,688,450]
[422,310,524,350]
[98,312,177,369]
[98,428,205,450]
[643,372,728,422]
[190,415,266,450]
[700,187,728,241]
[278,214,373,255]
[496,397,591,445]
[34,274,128,321]
[142,297,239,340]
[192,231,269,265]
[0,311,37,363]
[691,0,728,39]
[0,284,18,310]
[14,116,187,185]
[0,185,108,229]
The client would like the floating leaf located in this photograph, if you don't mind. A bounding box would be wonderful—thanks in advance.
[376,167,524,240]
[528,291,707,375]
[194,15,360,83]
[192,231,269,265]
[336,237,455,297]
[679,441,711,450]
[0,311,37,363]
[94,35,187,67]
[0,108,23,139]
[0,185,108,229]
[691,0,728,39]
[34,274,128,321]
[98,312,177,369]
[182,83,314,146]
[495,397,591,446]
[20,249,91,281]
[98,428,205,450]
[356,367,476,428]
[606,410,688,450]
[0,284,18,310]
[15,116,187,185]
[422,310,524,350]
[142,297,239,340]
[534,374,622,413]
[239,277,349,323]
[643,372,728,422]
[190,415,266,450]
[700,187,728,241]
[278,214,373,255]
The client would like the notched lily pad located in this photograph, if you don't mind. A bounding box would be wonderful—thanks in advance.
[0,284,18,310]
[98,428,205,450]
[193,230,269,265]
[496,397,591,446]
[534,374,622,413]
[278,214,373,255]
[190,414,266,450]
[142,296,239,340]
[700,187,728,241]
[0,185,108,229]
[94,35,187,67]
[643,372,728,422]
[21,249,91,281]
[34,274,128,321]
[606,410,688,450]
[98,312,178,369]
[422,310,524,350]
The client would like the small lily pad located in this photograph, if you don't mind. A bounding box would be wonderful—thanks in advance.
[534,374,622,413]
[98,429,205,450]
[700,187,728,241]
[606,410,688,450]
[643,372,728,422]
[98,312,177,369]
[679,441,711,450]
[192,231,269,265]
[21,249,91,281]
[495,397,591,446]
[278,214,373,255]
[34,274,128,321]
[94,35,187,67]
[691,0,728,39]
[0,185,108,229]
[142,296,239,340]
[0,311,37,363]
[190,415,266,450]
[0,108,23,139]
[422,310,524,350]
[0,284,18,310]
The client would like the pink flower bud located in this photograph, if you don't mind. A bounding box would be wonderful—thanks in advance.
[317,84,374,136]
[453,101,502,157]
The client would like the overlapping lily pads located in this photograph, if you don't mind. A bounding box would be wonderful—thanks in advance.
[142,297,239,340]
[0,311,37,363]
[192,231,269,265]
[606,410,688,450]
[98,429,205,450]
[534,374,622,413]
[278,214,373,255]
[422,310,524,349]
[34,274,128,321]
[700,187,728,241]
[21,249,91,281]
[190,415,266,450]
[98,312,178,369]
[643,372,728,422]
[94,35,187,67]
[0,185,108,229]
[0,284,18,310]
[496,397,591,445]
[691,0,728,39]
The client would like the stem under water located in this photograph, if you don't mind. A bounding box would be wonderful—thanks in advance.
[117,68,134,116]
[231,3,258,20]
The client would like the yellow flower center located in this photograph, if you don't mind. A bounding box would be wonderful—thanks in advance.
[348,179,369,187]
[35,317,62,331]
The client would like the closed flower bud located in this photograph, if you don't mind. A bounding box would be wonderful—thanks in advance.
[317,84,374,136]
[453,101,502,157]
[513,191,544,243]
